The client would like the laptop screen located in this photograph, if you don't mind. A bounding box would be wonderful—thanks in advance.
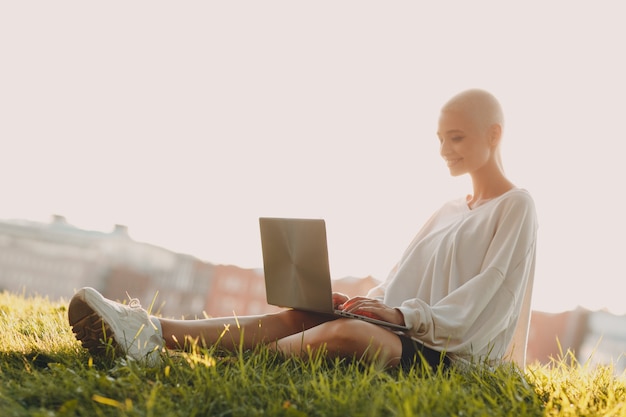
[259,217,334,313]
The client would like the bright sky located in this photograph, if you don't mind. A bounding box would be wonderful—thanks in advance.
[1,2,625,314]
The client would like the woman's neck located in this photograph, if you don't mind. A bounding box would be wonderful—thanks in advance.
[467,169,515,209]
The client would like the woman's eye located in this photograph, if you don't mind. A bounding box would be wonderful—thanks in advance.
[451,136,464,142]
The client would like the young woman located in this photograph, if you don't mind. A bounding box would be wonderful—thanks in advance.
[69,89,537,370]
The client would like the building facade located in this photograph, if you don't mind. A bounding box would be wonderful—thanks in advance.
[0,215,212,317]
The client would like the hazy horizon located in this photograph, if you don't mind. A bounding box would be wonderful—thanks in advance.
[2,2,625,314]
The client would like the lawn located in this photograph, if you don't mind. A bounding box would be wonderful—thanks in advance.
[1,291,625,417]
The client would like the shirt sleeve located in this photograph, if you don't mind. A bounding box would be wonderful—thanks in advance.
[366,206,449,301]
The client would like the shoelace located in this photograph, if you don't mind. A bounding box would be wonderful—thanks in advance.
[125,293,161,341]
[125,292,142,309]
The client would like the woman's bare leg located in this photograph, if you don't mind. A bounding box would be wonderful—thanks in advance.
[276,318,403,367]
[160,312,403,368]
[159,309,334,351]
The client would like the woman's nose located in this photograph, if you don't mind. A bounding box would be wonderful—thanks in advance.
[439,140,450,157]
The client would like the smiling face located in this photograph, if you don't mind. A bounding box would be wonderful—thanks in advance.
[436,89,504,177]
[437,109,494,176]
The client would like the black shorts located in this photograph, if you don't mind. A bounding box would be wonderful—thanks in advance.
[398,335,451,371]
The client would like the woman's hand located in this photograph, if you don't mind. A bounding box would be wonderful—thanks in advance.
[332,292,350,309]
[337,296,405,326]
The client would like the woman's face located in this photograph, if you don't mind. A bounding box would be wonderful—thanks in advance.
[437,109,494,177]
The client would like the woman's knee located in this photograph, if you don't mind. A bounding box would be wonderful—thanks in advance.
[318,319,403,364]
[273,309,334,331]
[316,319,377,349]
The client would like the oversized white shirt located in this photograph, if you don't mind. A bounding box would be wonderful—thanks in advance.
[367,188,538,366]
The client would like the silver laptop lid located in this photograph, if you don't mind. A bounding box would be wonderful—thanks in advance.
[259,217,334,313]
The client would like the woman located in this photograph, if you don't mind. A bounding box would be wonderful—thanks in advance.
[69,89,537,370]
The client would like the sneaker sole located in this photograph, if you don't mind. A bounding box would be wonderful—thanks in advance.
[68,294,121,357]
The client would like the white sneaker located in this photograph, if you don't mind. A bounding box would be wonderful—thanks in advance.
[68,287,164,366]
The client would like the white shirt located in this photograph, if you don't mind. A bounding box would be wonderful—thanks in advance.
[367,188,538,366]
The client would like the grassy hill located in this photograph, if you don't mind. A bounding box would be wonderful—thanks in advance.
[1,292,625,417]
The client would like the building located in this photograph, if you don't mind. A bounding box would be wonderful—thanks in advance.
[0,215,212,317]
[205,264,281,317]
[0,215,108,298]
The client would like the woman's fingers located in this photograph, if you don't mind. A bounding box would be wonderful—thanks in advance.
[332,292,349,308]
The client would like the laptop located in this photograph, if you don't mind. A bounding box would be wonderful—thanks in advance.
[259,217,409,331]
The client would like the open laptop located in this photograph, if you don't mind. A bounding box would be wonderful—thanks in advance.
[259,217,409,331]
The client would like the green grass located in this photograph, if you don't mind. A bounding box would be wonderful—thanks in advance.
[1,292,625,417]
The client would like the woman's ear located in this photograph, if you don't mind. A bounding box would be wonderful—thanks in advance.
[489,123,502,147]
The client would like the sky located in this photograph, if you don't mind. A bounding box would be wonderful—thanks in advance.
[1,2,625,314]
